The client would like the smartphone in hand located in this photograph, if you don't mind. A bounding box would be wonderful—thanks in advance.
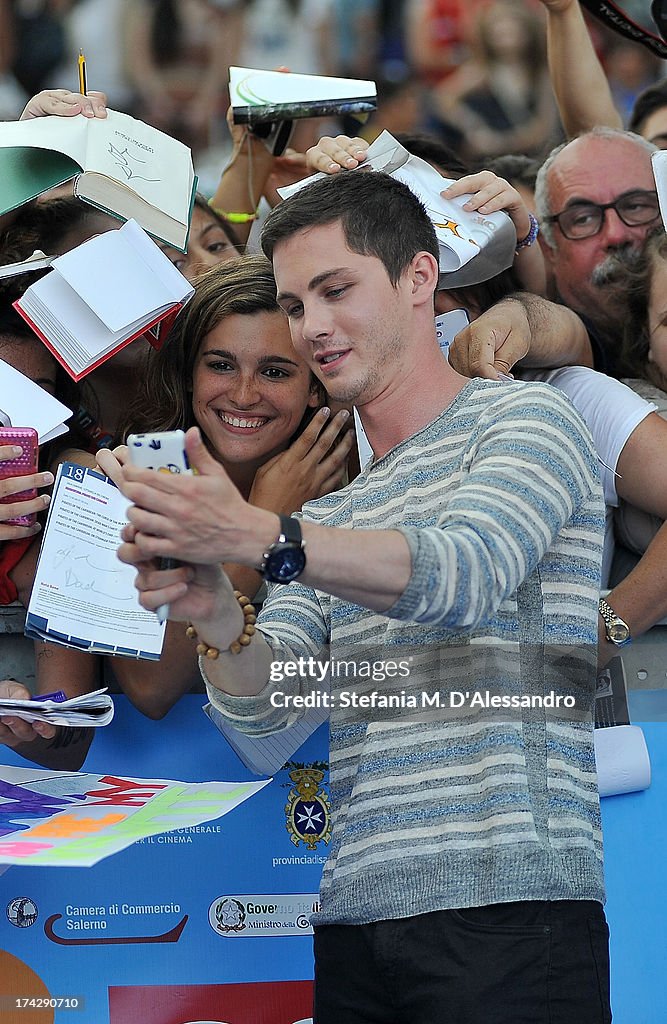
[126,429,190,476]
[126,430,191,621]
[0,426,39,526]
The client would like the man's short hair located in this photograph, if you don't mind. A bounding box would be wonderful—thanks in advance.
[261,170,440,285]
[629,79,667,136]
[488,153,540,192]
[535,127,657,249]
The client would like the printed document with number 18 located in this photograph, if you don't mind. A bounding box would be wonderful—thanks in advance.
[26,463,166,659]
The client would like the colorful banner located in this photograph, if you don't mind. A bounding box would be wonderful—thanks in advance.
[0,695,665,1022]
[0,695,329,1022]
[0,766,268,867]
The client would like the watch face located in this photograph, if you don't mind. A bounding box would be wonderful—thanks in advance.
[266,545,306,584]
[609,620,630,644]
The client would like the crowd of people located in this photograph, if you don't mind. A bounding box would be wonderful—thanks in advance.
[2,0,667,1019]
[0,1,665,160]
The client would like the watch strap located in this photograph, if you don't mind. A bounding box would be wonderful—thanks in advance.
[278,513,302,546]
[598,597,631,644]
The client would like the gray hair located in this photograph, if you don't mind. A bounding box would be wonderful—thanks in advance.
[535,127,657,249]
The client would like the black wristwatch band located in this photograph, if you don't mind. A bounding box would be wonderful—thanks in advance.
[259,514,306,584]
[278,513,302,546]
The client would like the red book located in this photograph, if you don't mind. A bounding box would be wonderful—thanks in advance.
[14,219,193,381]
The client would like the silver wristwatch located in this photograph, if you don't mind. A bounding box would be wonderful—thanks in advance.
[598,597,631,646]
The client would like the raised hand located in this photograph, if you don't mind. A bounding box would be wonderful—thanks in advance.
[442,170,546,295]
[118,426,273,568]
[306,134,369,174]
[95,445,128,488]
[441,170,532,239]
[21,89,108,120]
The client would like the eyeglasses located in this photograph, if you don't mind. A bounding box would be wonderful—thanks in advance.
[545,190,660,240]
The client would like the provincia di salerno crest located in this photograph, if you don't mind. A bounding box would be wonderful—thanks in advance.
[283,762,331,850]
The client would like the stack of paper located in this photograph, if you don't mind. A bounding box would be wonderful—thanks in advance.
[0,688,114,727]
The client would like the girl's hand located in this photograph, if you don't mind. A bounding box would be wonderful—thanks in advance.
[21,89,108,120]
[442,171,546,294]
[0,679,57,745]
[305,135,369,174]
[441,170,532,239]
[95,445,128,488]
[249,407,354,514]
[0,448,52,541]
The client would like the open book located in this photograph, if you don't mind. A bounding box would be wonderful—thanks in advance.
[0,108,196,251]
[230,67,376,125]
[25,462,167,659]
[279,130,517,288]
[14,219,194,380]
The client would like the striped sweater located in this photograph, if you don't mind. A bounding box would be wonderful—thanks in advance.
[208,379,606,925]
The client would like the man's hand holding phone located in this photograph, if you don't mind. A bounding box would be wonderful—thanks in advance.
[125,430,191,622]
[0,428,53,542]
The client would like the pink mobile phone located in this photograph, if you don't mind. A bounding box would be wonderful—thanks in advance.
[0,426,39,526]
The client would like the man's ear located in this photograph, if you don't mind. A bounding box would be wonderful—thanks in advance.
[409,251,440,305]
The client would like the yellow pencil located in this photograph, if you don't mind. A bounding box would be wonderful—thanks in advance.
[78,48,87,97]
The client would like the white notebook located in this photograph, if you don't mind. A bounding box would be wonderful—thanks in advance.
[14,219,194,380]
[229,66,376,126]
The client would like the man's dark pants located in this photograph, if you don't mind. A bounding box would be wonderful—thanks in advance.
[314,899,611,1023]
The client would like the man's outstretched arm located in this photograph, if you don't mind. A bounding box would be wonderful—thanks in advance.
[119,394,599,697]
[448,293,594,380]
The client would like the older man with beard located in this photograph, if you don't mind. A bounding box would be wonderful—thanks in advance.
[534,126,661,374]
[446,124,667,678]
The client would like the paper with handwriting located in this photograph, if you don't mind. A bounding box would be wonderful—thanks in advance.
[25,463,165,659]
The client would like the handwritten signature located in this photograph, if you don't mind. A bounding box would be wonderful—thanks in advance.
[53,546,132,601]
[108,144,160,184]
